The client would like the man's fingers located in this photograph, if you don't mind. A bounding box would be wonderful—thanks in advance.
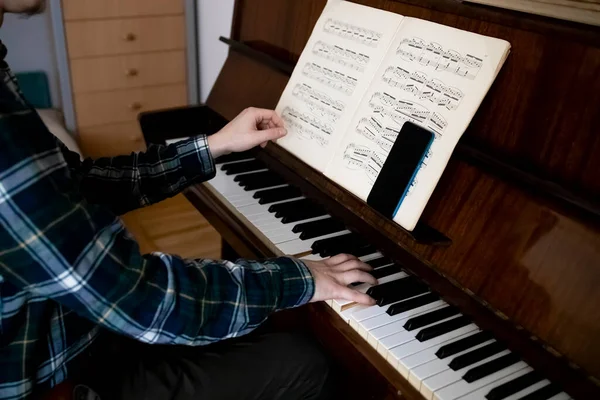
[340,270,377,286]
[249,108,285,128]
[337,287,376,306]
[255,127,287,144]
[335,259,372,272]
[326,253,357,266]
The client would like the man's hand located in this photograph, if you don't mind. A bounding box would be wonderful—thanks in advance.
[207,107,287,158]
[303,254,377,305]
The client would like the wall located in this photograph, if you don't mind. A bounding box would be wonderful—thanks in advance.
[197,0,235,102]
[1,9,61,108]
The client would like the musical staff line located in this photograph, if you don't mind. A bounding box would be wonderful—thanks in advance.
[281,106,333,147]
[397,37,483,80]
[312,40,370,72]
[302,62,358,95]
[323,18,382,47]
[382,66,464,110]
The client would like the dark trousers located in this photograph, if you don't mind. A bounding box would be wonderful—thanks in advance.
[82,330,333,400]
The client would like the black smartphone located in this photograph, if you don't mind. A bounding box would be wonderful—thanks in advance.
[367,121,434,219]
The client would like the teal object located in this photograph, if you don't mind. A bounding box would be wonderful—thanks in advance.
[14,71,53,108]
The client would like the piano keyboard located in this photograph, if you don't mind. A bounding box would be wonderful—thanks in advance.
[202,150,572,400]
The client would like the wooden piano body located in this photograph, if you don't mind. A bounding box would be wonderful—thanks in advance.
[168,0,600,398]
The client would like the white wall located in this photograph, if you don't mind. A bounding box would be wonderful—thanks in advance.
[1,9,61,108]
[197,0,235,102]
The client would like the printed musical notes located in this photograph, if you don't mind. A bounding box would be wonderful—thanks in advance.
[367,92,447,137]
[291,83,345,124]
[397,37,483,80]
[382,66,464,110]
[323,18,382,47]
[302,62,358,95]
[342,143,387,183]
[313,41,371,72]
[281,106,333,147]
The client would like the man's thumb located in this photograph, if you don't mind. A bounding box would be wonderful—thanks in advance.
[258,127,287,143]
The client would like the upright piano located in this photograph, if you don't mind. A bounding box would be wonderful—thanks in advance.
[143,0,600,398]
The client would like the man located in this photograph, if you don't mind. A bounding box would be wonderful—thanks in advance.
[0,1,378,399]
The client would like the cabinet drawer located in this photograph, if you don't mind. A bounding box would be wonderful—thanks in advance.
[65,16,185,59]
[78,122,146,158]
[63,0,183,21]
[74,84,187,128]
[70,51,186,93]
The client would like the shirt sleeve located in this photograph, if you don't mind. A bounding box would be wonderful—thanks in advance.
[0,214,315,344]
[61,136,216,215]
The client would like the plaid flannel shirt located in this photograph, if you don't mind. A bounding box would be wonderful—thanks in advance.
[0,45,314,399]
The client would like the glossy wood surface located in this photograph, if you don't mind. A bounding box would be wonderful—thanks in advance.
[204,47,600,400]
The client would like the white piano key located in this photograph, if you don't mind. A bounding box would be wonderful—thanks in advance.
[350,292,424,326]
[300,254,328,261]
[432,360,528,400]
[455,367,533,400]
[547,393,570,400]
[359,300,446,339]
[391,328,479,378]
[419,349,512,398]
[277,230,351,255]
[503,379,551,400]
[339,304,372,323]
[408,339,496,391]
[359,252,384,262]
[389,325,480,375]
[376,316,458,358]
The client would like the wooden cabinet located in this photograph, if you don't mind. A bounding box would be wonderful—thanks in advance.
[61,0,187,158]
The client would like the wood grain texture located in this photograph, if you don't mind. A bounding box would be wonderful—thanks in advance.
[64,16,185,59]
[121,194,221,259]
[203,49,600,399]
[62,0,184,21]
[70,51,186,94]
[76,122,145,158]
[73,84,187,128]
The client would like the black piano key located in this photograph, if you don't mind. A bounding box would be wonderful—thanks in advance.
[312,233,362,253]
[371,278,429,306]
[416,315,471,342]
[436,331,494,359]
[321,243,375,258]
[233,170,275,185]
[268,198,313,214]
[403,306,460,331]
[485,371,543,400]
[367,257,393,269]
[253,186,302,204]
[293,218,343,235]
[371,264,403,280]
[281,207,328,224]
[215,151,254,164]
[221,159,265,174]
[516,383,562,400]
[387,292,440,316]
[236,173,286,191]
[463,353,521,383]
[448,341,506,371]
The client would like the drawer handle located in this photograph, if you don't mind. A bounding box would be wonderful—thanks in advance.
[123,32,137,42]
[125,68,139,77]
[129,102,142,111]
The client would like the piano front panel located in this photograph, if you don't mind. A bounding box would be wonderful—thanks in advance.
[205,44,600,388]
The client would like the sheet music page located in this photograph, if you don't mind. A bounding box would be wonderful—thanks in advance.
[324,17,510,230]
[275,1,404,172]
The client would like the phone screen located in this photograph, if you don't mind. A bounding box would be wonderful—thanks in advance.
[367,122,434,220]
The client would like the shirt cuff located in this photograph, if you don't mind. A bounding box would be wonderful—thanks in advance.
[273,257,315,309]
[176,135,216,182]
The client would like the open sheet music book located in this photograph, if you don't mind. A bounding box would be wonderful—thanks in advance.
[275,0,510,231]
